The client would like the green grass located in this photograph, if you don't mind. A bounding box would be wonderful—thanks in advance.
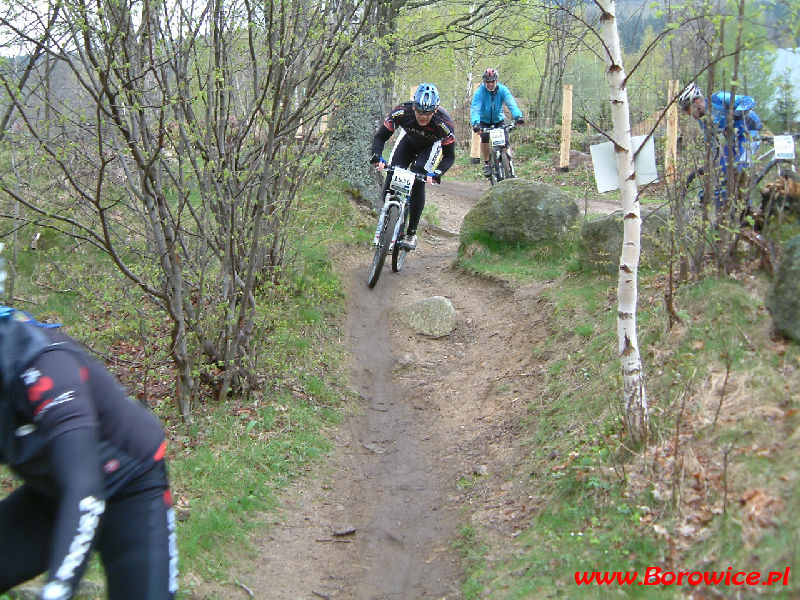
[449,207,799,598]
[0,178,360,599]
[456,233,583,281]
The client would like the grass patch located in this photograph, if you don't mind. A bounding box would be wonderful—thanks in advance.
[456,233,582,282]
[457,242,800,599]
[0,178,358,598]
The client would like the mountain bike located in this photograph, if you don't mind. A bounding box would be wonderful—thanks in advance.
[680,133,799,228]
[746,133,799,221]
[367,166,427,288]
[480,123,516,185]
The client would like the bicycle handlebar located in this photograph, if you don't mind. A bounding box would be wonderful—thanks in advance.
[477,123,516,134]
[382,165,429,183]
[760,132,800,143]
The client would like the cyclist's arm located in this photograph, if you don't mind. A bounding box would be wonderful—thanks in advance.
[437,140,456,174]
[501,87,523,121]
[470,88,483,126]
[42,427,105,600]
[18,350,106,600]
[371,124,393,163]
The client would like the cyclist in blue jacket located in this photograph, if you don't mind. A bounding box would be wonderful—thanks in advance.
[471,68,524,178]
[678,82,762,207]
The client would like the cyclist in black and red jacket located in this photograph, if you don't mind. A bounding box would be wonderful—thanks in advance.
[0,307,178,600]
[370,82,456,250]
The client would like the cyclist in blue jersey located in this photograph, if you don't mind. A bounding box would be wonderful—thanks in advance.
[471,68,524,178]
[679,82,762,207]
[0,307,178,600]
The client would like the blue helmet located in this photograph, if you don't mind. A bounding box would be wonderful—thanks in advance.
[413,83,440,112]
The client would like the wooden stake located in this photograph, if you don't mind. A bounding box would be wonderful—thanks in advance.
[470,82,481,164]
[559,84,573,171]
[665,80,680,184]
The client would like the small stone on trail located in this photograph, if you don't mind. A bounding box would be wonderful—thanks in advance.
[473,465,488,476]
[333,526,357,537]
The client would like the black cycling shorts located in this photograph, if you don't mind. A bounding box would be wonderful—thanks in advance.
[0,462,178,599]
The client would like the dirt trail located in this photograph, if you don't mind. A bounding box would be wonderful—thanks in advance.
[200,179,577,599]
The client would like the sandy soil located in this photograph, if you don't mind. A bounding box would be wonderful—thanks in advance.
[190,179,617,600]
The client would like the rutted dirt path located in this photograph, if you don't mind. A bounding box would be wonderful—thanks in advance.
[197,179,586,599]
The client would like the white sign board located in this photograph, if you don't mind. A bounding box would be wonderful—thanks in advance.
[773,135,796,160]
[589,135,659,193]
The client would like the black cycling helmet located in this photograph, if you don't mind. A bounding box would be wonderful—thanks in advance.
[413,83,440,112]
[678,82,704,111]
[482,68,499,83]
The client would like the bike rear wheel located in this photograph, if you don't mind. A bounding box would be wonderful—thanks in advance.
[367,205,399,288]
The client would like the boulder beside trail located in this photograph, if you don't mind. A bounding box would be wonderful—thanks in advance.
[396,296,456,338]
[459,179,579,249]
[578,205,671,275]
[766,234,800,343]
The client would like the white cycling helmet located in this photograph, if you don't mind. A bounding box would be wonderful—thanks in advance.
[678,82,704,111]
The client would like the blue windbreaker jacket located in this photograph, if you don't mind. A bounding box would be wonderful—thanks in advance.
[470,82,523,125]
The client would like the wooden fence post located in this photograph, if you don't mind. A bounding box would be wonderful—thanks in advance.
[559,84,573,171]
[470,82,481,164]
[665,80,680,184]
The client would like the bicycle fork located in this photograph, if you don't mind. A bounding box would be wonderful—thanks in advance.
[373,198,405,249]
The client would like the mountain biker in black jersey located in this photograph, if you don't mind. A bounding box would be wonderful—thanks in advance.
[0,307,178,600]
[370,82,456,250]
[470,68,525,178]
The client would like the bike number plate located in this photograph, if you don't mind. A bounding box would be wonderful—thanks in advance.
[774,135,796,160]
[489,128,506,147]
[389,168,415,194]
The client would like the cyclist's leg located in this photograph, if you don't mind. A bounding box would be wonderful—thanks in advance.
[0,485,52,591]
[97,464,178,600]
[406,141,442,235]
[479,122,491,165]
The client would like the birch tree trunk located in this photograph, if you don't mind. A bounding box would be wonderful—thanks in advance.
[596,0,648,444]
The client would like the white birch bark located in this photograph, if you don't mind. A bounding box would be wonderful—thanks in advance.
[597,0,648,443]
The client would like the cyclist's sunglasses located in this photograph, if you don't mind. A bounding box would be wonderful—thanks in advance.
[414,107,435,116]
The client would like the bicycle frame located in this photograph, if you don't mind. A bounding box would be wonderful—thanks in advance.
[373,167,415,249]
[482,123,516,184]
[373,196,407,250]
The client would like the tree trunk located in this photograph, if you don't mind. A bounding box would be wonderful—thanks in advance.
[597,0,649,444]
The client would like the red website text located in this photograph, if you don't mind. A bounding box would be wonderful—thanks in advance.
[575,566,791,587]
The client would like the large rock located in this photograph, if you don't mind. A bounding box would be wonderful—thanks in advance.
[766,234,800,342]
[578,205,670,275]
[459,179,580,249]
[396,296,456,338]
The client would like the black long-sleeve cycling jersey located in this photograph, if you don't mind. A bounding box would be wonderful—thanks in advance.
[371,101,456,174]
[0,308,173,599]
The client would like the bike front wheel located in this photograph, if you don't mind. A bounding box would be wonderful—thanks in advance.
[747,158,799,222]
[391,240,408,272]
[501,150,513,180]
[488,152,500,185]
[367,205,399,288]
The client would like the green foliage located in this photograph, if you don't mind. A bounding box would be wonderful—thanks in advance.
[170,394,336,574]
[0,177,356,597]
[455,233,582,282]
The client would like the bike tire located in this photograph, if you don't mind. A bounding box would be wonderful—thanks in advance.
[367,204,399,288]
[747,158,799,220]
[501,151,513,180]
[391,240,408,272]
[488,151,499,185]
